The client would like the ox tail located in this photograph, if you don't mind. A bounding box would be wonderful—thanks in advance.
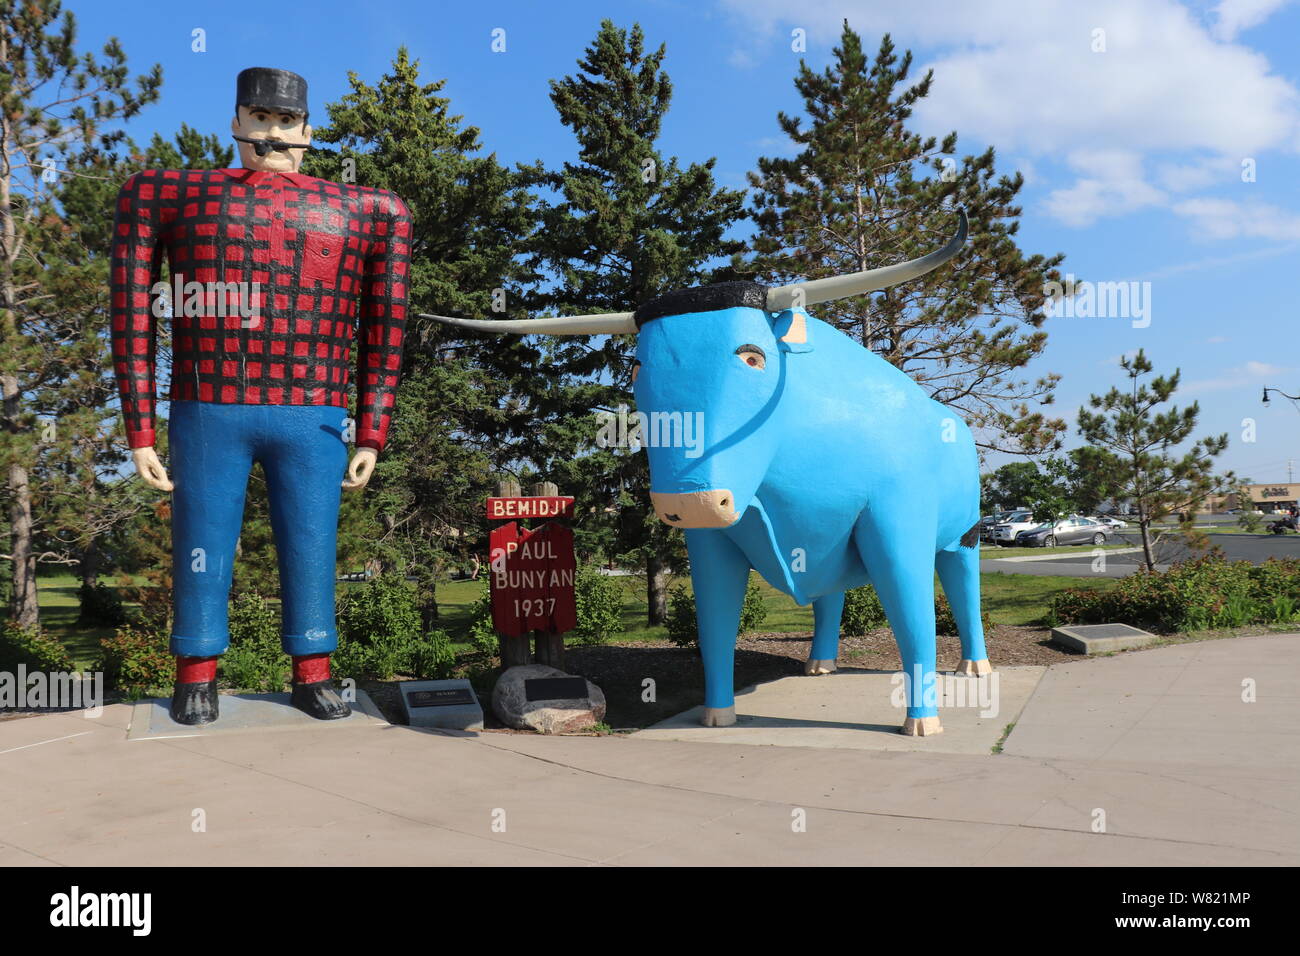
[959,520,981,549]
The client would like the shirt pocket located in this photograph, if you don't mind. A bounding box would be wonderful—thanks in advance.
[302,231,342,283]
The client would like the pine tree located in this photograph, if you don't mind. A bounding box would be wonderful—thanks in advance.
[302,48,542,627]
[36,128,230,613]
[0,0,160,626]
[526,20,747,624]
[747,24,1066,456]
[1077,350,1229,570]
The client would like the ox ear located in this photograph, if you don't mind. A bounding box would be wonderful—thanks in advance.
[773,309,814,353]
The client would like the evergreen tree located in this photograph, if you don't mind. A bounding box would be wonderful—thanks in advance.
[38,128,230,614]
[302,49,542,627]
[0,0,160,626]
[526,20,747,623]
[1077,350,1229,570]
[747,24,1066,457]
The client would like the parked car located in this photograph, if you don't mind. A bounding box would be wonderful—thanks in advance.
[1015,516,1113,547]
[1092,515,1127,529]
[991,511,1039,546]
[979,510,1015,540]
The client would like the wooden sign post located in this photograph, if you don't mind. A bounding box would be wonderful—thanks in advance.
[487,480,577,669]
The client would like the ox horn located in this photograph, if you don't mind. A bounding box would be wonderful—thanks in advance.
[418,312,639,336]
[765,207,967,312]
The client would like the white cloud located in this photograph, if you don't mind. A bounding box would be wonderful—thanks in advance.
[1212,0,1293,40]
[1182,360,1290,394]
[728,48,757,70]
[1172,198,1300,239]
[720,0,1300,230]
[1043,150,1167,226]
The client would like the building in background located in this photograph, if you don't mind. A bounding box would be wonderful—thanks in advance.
[1206,483,1300,514]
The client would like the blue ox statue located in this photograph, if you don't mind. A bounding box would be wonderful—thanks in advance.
[426,209,985,735]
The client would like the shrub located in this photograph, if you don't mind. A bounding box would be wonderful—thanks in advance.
[841,585,886,635]
[219,593,288,692]
[1267,595,1298,624]
[99,626,172,698]
[77,581,127,627]
[741,579,768,633]
[335,572,422,679]
[465,582,499,657]
[571,566,625,645]
[221,643,289,693]
[409,628,457,680]
[1,621,75,673]
[666,578,768,648]
[1048,554,1300,633]
[934,593,994,636]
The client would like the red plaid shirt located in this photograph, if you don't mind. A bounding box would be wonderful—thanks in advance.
[110,167,412,451]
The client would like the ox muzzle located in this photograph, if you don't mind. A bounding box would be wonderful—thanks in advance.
[650,489,739,528]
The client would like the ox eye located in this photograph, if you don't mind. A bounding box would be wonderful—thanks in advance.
[736,345,766,370]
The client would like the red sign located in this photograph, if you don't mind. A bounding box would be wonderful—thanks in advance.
[489,522,577,637]
[486,496,575,520]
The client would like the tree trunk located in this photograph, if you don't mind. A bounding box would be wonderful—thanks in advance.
[79,538,100,590]
[7,457,38,627]
[1137,508,1156,572]
[2,127,38,628]
[646,552,669,625]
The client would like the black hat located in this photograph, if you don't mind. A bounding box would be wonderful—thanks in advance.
[235,67,309,119]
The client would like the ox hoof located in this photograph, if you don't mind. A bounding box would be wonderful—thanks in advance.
[899,716,944,736]
[955,658,993,677]
[700,706,736,727]
[804,659,837,676]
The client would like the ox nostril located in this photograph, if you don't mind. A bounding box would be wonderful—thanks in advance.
[664,513,681,522]
[720,498,729,508]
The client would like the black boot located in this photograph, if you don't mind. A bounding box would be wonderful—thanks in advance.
[170,680,219,725]
[290,679,351,720]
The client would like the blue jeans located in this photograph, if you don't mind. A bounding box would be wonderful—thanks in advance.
[168,401,349,657]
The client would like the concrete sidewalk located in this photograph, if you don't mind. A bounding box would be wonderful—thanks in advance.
[1,633,1296,866]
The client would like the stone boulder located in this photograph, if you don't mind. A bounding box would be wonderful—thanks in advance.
[491,664,606,735]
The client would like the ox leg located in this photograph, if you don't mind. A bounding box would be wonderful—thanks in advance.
[853,520,942,735]
[936,545,992,676]
[806,592,843,675]
[684,529,751,727]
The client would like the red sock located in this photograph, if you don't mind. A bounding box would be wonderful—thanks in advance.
[176,655,218,684]
[292,653,330,684]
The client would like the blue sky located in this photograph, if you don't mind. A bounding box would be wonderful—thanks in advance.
[68,0,1300,482]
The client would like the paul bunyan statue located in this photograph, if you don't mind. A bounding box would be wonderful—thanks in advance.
[110,67,412,725]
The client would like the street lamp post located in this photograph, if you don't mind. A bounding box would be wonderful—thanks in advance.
[1262,386,1300,407]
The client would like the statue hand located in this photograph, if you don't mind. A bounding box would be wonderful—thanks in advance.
[343,447,378,491]
[132,446,174,492]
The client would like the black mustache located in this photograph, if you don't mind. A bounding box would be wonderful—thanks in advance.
[232,135,313,157]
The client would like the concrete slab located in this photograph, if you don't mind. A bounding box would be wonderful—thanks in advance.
[1,634,1296,866]
[126,689,387,740]
[1050,622,1157,653]
[1003,633,1300,773]
[632,665,1045,754]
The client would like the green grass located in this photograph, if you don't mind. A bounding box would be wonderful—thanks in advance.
[978,571,1117,627]
[36,565,1110,665]
[37,574,127,668]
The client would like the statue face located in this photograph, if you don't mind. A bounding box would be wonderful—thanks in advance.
[230,105,313,172]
